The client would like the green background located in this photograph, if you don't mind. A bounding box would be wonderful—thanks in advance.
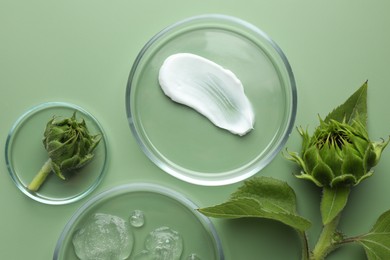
[1,0,389,259]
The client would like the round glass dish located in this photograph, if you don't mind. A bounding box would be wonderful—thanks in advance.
[53,183,224,260]
[126,14,297,186]
[5,102,107,205]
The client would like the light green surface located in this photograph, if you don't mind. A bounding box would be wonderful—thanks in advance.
[1,1,389,259]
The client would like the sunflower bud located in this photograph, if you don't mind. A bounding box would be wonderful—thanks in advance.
[27,111,101,192]
[287,118,389,187]
[43,112,101,180]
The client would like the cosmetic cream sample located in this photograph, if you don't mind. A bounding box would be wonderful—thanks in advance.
[158,53,254,136]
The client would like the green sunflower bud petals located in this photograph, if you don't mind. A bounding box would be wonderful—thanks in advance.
[372,137,390,166]
[285,150,308,173]
[90,135,102,151]
[351,119,369,138]
[303,145,319,173]
[354,170,374,186]
[60,154,82,170]
[45,125,66,139]
[77,154,95,168]
[46,140,63,151]
[362,137,389,172]
[318,143,343,177]
[295,173,324,187]
[342,144,365,180]
[350,134,369,156]
[331,174,356,187]
[48,141,76,162]
[312,160,334,186]
[51,161,66,180]
[364,145,377,170]
[298,127,311,151]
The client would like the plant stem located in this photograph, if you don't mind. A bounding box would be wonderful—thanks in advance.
[310,214,341,260]
[336,235,360,246]
[27,159,52,192]
[299,231,310,260]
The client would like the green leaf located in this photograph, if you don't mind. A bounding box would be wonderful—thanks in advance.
[357,209,390,260]
[230,177,297,213]
[324,81,367,127]
[198,177,311,231]
[320,186,350,225]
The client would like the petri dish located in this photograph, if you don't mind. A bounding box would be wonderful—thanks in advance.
[53,183,224,260]
[5,102,108,205]
[126,14,297,186]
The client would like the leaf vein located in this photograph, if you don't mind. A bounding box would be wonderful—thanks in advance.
[360,238,390,252]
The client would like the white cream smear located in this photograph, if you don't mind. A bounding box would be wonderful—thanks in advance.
[158,53,255,136]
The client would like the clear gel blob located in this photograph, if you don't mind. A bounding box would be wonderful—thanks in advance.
[144,226,183,260]
[129,209,145,228]
[72,213,134,260]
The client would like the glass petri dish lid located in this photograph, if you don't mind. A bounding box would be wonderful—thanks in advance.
[126,14,297,186]
[53,183,224,260]
[5,102,108,205]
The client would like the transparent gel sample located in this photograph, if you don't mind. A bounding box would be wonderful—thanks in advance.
[144,226,183,260]
[129,209,145,228]
[72,213,134,260]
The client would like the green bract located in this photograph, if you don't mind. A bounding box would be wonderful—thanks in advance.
[43,112,101,180]
[288,118,389,187]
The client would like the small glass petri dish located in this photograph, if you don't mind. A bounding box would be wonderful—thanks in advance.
[5,102,107,205]
[53,183,224,260]
[126,14,297,186]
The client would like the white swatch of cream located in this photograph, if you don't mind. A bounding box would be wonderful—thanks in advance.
[158,53,255,136]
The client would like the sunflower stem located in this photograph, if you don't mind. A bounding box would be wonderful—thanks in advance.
[310,214,341,260]
[27,159,52,192]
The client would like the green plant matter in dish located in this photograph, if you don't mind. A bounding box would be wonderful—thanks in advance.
[27,112,101,192]
[199,81,390,260]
